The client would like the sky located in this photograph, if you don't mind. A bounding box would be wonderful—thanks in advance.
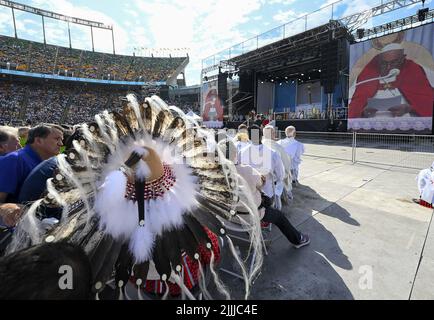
[0,0,431,85]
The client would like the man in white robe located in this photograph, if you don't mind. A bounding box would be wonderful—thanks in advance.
[233,124,251,162]
[240,125,285,210]
[278,126,305,184]
[417,161,434,205]
[262,125,293,203]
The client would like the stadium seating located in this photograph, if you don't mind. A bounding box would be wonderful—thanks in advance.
[0,81,141,125]
[0,35,186,82]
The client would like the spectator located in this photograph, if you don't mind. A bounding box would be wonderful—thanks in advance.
[17,127,30,143]
[262,114,270,127]
[0,124,63,227]
[278,126,305,184]
[262,125,293,205]
[0,126,20,156]
[239,125,285,208]
[254,114,263,127]
[220,140,310,249]
[233,124,251,159]
[18,157,61,220]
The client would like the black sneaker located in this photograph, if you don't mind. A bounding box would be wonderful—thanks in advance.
[293,233,310,249]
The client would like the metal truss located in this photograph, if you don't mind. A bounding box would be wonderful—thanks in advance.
[204,0,425,74]
[339,0,423,32]
[357,8,434,40]
[228,21,348,72]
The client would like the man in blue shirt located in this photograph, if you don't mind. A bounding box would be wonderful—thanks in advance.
[18,157,61,220]
[0,125,63,227]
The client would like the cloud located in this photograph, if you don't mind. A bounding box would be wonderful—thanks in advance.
[131,0,263,84]
[264,0,297,4]
[0,8,15,36]
[320,0,343,9]
[273,9,298,23]
[10,0,413,86]
[28,0,131,54]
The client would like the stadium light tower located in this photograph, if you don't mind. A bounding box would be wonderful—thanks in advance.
[0,0,116,54]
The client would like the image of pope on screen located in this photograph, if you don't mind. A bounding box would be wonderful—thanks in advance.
[348,25,434,132]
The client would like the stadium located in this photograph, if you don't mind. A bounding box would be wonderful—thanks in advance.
[0,0,434,305]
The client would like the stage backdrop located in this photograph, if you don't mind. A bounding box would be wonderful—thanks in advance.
[348,23,434,133]
[201,80,224,128]
[257,81,275,115]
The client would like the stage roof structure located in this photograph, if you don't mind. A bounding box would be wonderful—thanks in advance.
[202,0,426,77]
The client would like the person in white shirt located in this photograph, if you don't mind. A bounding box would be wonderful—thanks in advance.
[262,125,293,204]
[240,125,285,209]
[233,124,251,161]
[220,140,310,248]
[416,161,434,207]
[278,126,305,184]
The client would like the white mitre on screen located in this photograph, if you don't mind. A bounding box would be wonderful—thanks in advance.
[380,43,403,53]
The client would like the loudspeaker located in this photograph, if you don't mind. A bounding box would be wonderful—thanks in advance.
[218,72,228,105]
[418,8,428,22]
[320,40,339,94]
[239,69,254,93]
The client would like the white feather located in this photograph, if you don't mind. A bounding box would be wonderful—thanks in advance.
[129,225,155,263]
[136,160,151,180]
[94,170,137,238]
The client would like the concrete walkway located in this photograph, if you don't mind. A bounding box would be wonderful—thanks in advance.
[220,155,434,300]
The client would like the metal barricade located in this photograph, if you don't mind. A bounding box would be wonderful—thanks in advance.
[278,131,354,162]
[354,133,434,169]
[277,130,434,170]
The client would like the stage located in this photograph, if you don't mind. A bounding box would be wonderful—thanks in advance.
[225,119,347,132]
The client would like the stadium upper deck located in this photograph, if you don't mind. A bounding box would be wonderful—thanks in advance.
[0,35,188,83]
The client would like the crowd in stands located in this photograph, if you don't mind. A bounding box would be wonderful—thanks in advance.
[0,35,186,82]
[0,81,141,126]
[0,83,24,126]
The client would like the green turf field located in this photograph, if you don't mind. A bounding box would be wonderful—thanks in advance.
[20,137,65,153]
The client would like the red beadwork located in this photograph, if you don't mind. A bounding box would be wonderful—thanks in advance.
[129,227,221,297]
[124,163,177,201]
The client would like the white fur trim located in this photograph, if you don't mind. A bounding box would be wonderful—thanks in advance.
[135,160,151,180]
[129,225,155,263]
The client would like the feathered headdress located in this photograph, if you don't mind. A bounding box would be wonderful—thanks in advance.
[7,95,263,300]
